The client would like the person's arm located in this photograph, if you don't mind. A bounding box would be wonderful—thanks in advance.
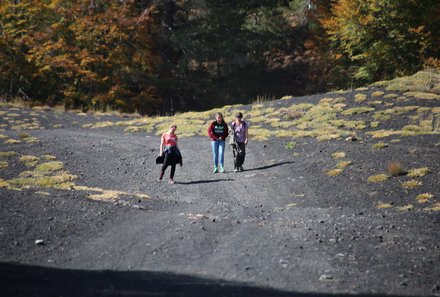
[207,122,216,140]
[159,135,164,156]
[244,124,249,145]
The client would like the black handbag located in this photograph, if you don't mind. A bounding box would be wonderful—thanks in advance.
[155,155,164,164]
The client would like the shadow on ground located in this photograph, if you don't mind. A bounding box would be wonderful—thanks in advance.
[178,178,234,185]
[0,262,408,297]
[245,161,295,172]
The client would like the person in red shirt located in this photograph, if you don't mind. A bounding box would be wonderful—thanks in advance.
[208,112,229,173]
[158,124,182,184]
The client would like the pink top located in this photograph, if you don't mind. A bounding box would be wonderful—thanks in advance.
[162,132,178,147]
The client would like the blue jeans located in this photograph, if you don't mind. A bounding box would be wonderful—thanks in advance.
[211,140,225,168]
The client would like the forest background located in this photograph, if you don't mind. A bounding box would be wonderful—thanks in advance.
[1,0,439,115]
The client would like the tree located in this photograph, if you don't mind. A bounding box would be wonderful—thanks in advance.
[320,0,438,83]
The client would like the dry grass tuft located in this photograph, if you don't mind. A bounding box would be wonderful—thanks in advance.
[0,151,17,157]
[0,161,8,169]
[326,169,343,176]
[4,139,21,144]
[404,92,439,100]
[370,121,380,128]
[376,202,393,209]
[398,204,414,212]
[35,161,64,172]
[354,94,367,102]
[341,107,375,116]
[19,155,40,166]
[331,152,346,159]
[387,162,407,177]
[336,160,352,169]
[372,91,384,97]
[372,142,388,149]
[425,203,440,211]
[401,179,422,190]
[0,178,9,188]
[368,174,389,183]
[407,167,430,178]
[416,193,434,204]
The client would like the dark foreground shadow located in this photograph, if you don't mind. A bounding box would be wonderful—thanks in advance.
[178,178,234,185]
[245,161,295,172]
[0,262,411,297]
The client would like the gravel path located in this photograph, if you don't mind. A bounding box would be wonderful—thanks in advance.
[0,103,439,297]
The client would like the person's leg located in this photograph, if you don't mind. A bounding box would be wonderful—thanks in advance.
[239,142,246,167]
[160,153,170,179]
[211,141,219,171]
[169,164,176,183]
[232,144,238,171]
[218,140,225,170]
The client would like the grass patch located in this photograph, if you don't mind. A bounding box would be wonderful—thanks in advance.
[90,121,114,129]
[249,127,273,141]
[401,179,422,190]
[88,191,122,201]
[404,92,439,100]
[35,161,64,172]
[370,121,380,128]
[326,169,343,176]
[23,137,39,143]
[368,130,401,138]
[284,141,296,149]
[42,155,57,160]
[331,152,346,159]
[372,142,388,149]
[0,161,8,169]
[371,91,384,97]
[341,107,375,116]
[416,193,434,204]
[7,171,77,189]
[4,139,21,144]
[354,94,367,102]
[373,70,440,94]
[407,167,430,178]
[376,202,393,209]
[398,204,414,212]
[19,155,40,166]
[0,151,17,157]
[336,160,352,169]
[0,178,9,188]
[18,132,30,139]
[384,94,398,99]
[425,203,440,211]
[368,174,389,183]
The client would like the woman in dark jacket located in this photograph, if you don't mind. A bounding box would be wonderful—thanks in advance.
[208,112,228,173]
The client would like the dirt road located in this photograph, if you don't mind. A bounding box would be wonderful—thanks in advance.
[1,105,439,297]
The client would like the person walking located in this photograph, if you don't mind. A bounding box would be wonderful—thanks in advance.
[158,124,182,184]
[230,112,249,172]
[208,112,229,173]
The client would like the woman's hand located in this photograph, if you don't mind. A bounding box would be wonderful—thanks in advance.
[159,152,163,157]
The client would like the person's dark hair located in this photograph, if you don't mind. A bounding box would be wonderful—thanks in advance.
[235,112,243,119]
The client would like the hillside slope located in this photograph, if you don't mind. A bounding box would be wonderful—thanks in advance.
[0,71,439,296]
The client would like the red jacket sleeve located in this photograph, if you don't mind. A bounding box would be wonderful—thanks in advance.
[208,122,216,140]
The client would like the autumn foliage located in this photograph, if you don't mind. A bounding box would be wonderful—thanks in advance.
[1,1,439,114]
